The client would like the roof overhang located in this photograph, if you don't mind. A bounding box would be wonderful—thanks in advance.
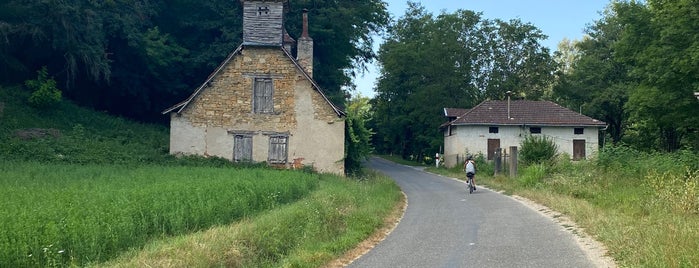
[447,122,608,128]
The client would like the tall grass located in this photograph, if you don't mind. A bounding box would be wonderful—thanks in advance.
[472,145,699,267]
[0,162,319,267]
[99,171,403,268]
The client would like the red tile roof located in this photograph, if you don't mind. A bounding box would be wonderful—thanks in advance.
[444,100,606,127]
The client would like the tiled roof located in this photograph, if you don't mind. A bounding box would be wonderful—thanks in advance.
[445,100,606,127]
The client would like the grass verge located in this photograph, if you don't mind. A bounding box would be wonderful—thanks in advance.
[98,170,402,267]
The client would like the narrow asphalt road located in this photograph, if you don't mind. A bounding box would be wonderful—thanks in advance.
[347,157,596,268]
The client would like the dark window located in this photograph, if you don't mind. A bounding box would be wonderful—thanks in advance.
[449,126,454,136]
[234,135,253,162]
[268,135,288,164]
[253,78,274,114]
[530,127,542,134]
[574,128,584,135]
[489,127,499,133]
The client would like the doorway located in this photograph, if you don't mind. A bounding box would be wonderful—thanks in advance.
[573,139,586,160]
[487,139,500,160]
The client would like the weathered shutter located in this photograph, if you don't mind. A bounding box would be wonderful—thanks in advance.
[268,135,287,164]
[253,79,263,113]
[262,79,273,113]
[234,135,252,162]
[253,78,273,114]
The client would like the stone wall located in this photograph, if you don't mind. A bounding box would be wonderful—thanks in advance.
[170,46,345,175]
[182,48,338,129]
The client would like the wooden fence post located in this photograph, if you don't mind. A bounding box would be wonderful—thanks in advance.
[509,146,518,177]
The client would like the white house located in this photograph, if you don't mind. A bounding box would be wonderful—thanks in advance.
[441,100,607,167]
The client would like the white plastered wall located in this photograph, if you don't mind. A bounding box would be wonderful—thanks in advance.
[443,124,600,168]
[288,79,345,174]
[169,115,206,156]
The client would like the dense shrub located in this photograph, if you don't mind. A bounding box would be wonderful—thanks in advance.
[25,67,62,109]
[519,135,558,166]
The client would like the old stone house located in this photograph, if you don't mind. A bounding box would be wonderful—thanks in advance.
[440,100,607,167]
[162,0,346,175]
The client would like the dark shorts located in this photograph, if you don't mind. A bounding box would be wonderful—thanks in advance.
[466,172,474,178]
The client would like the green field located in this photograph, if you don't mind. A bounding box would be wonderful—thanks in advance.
[0,162,319,266]
[0,161,403,267]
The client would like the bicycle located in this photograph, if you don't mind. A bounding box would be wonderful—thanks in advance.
[466,172,475,194]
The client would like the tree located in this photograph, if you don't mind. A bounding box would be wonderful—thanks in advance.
[621,0,699,151]
[345,95,374,175]
[552,2,632,144]
[552,38,581,76]
[480,19,555,100]
[0,0,120,84]
[555,0,699,151]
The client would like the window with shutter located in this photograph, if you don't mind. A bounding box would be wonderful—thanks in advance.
[234,135,253,162]
[268,135,288,164]
[253,78,274,114]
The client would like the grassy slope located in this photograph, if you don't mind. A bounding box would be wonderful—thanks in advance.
[0,86,170,164]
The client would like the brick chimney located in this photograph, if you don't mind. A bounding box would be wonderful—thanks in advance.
[296,9,314,77]
[241,0,287,46]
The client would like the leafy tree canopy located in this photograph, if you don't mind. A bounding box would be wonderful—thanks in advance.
[554,0,699,151]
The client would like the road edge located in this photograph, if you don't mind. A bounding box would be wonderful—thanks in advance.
[507,193,617,268]
[322,191,408,268]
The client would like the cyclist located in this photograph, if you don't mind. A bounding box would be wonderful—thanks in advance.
[463,155,477,191]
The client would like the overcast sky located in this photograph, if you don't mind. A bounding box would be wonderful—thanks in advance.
[352,0,611,97]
